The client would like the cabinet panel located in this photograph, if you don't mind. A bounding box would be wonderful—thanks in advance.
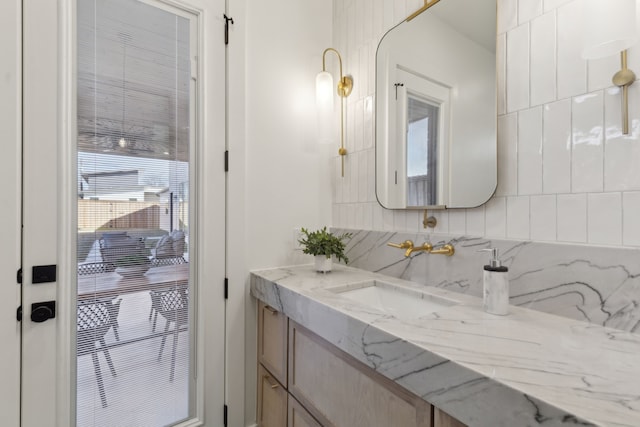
[434,408,467,427]
[257,364,287,427]
[288,321,431,427]
[258,302,288,385]
[288,394,321,427]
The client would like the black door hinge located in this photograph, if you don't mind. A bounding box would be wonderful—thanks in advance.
[224,14,234,45]
[394,82,404,100]
[223,404,228,426]
[224,278,229,300]
[17,268,22,284]
[224,150,229,172]
[16,306,22,322]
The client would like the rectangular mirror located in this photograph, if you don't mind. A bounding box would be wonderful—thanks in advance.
[376,0,497,209]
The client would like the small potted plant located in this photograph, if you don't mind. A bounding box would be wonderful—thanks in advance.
[114,253,151,278]
[298,227,352,273]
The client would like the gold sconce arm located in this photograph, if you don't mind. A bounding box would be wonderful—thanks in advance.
[613,50,636,135]
[320,48,353,177]
[406,0,440,22]
[429,244,455,256]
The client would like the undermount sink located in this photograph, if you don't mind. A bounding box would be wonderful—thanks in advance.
[329,280,458,320]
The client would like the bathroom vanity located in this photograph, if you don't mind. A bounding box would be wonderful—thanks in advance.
[256,299,463,427]
[251,265,640,427]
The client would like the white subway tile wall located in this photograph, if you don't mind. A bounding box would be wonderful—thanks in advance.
[331,0,640,247]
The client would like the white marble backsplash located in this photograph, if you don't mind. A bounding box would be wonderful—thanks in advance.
[334,228,640,333]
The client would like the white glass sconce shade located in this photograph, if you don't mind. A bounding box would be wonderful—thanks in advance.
[316,71,335,144]
[583,0,637,59]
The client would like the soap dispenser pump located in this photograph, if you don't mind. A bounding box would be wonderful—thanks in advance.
[480,248,509,315]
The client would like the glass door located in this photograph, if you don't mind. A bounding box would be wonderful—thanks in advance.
[21,0,226,425]
[76,1,195,424]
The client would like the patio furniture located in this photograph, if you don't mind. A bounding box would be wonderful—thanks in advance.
[77,298,119,408]
[151,230,187,266]
[78,263,123,341]
[77,261,111,275]
[77,264,189,300]
[148,230,188,327]
[99,232,147,272]
[152,286,189,382]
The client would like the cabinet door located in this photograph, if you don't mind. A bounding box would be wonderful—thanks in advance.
[257,364,287,427]
[258,302,288,385]
[288,321,431,427]
[288,395,321,427]
[434,408,467,427]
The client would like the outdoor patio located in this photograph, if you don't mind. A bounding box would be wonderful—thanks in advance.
[76,290,190,427]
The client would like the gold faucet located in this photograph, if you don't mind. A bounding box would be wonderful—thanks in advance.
[429,244,455,256]
[387,240,455,257]
[387,240,432,257]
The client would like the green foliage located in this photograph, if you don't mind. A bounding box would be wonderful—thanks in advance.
[298,227,352,264]
[114,254,150,267]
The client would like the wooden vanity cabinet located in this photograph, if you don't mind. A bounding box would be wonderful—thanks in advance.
[288,394,322,427]
[256,301,467,427]
[288,321,431,427]
[434,408,466,427]
[258,364,288,427]
[258,302,288,385]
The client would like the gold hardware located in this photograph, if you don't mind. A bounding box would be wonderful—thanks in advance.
[264,375,279,389]
[612,50,635,135]
[387,240,432,257]
[423,210,437,229]
[321,48,353,177]
[429,244,455,256]
[406,0,440,22]
[264,305,278,315]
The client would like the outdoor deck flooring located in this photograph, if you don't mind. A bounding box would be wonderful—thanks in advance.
[77,291,189,427]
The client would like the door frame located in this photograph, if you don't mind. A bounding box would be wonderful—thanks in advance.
[0,0,22,425]
[20,0,227,425]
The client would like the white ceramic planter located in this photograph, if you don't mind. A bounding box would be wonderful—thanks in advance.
[115,264,150,278]
[314,255,332,273]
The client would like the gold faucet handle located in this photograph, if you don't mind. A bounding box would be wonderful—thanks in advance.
[429,244,455,256]
[387,240,414,249]
[416,242,433,252]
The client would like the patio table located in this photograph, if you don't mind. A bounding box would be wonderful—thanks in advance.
[78,263,189,299]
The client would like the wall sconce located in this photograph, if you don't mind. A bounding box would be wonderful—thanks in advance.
[583,0,638,135]
[316,48,353,177]
[406,0,439,21]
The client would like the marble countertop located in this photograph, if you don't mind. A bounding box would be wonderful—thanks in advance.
[250,264,640,427]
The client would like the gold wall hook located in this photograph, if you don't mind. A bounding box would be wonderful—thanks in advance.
[613,50,635,135]
[423,209,437,229]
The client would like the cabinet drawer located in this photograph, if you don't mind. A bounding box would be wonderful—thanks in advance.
[258,301,288,385]
[288,394,321,427]
[257,364,287,427]
[288,321,431,427]
[434,408,467,427]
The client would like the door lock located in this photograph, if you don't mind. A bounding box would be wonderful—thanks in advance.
[30,301,56,323]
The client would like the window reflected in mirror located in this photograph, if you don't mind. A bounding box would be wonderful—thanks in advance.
[407,96,439,206]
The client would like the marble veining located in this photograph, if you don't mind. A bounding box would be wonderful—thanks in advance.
[251,264,640,427]
[334,228,640,333]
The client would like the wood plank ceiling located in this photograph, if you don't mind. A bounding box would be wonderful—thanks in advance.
[77,0,191,162]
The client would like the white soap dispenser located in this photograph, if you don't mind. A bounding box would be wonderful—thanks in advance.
[480,248,509,315]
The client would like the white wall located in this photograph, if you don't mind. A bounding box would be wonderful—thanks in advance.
[241,0,333,424]
[245,1,334,269]
[332,0,640,249]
